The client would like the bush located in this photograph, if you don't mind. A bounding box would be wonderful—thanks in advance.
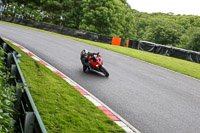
[0,49,16,132]
[180,27,200,52]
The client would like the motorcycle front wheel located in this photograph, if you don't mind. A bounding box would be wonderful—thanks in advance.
[101,67,109,77]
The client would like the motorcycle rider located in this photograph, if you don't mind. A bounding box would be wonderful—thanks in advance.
[80,49,99,72]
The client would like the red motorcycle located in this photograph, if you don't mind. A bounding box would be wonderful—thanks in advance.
[87,54,109,77]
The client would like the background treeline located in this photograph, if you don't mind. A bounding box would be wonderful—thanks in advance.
[2,0,200,51]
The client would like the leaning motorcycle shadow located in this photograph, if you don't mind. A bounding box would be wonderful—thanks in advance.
[81,70,108,78]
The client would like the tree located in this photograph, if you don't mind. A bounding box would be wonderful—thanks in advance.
[79,0,135,38]
[80,0,116,35]
[142,19,183,45]
[180,27,200,51]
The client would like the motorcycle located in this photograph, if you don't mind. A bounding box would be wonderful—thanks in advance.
[82,53,109,77]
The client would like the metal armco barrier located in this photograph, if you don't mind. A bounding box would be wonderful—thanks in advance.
[0,37,47,133]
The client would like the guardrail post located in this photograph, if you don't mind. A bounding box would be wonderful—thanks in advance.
[10,64,17,85]
[16,53,21,63]
[3,42,7,51]
[15,88,22,111]
[7,53,13,68]
[24,112,35,133]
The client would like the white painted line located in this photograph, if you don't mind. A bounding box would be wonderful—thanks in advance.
[2,37,8,41]
[115,121,127,127]
[84,95,102,106]
[21,49,30,53]
[122,126,135,133]
[12,42,20,46]
[64,78,77,86]
[31,56,40,61]
[46,65,57,72]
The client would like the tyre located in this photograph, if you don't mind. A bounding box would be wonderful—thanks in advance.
[101,67,109,77]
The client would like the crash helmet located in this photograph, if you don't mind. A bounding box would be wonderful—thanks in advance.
[81,49,88,57]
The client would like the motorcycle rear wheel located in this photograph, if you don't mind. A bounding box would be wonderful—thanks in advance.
[101,67,109,77]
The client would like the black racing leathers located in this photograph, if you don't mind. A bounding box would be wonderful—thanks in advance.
[80,52,99,67]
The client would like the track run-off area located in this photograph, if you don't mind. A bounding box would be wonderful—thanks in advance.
[1,22,200,133]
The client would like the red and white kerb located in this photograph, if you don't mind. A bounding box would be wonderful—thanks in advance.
[3,37,139,133]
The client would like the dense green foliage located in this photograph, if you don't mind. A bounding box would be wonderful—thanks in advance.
[0,48,16,132]
[133,11,200,51]
[3,0,136,39]
[2,0,200,51]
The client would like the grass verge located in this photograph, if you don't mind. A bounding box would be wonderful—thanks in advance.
[5,41,125,133]
[1,20,199,80]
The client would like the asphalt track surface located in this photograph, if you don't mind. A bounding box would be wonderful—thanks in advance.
[1,22,200,133]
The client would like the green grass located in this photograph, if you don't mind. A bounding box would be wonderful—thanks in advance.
[1,20,199,80]
[5,41,125,133]
[1,20,200,133]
